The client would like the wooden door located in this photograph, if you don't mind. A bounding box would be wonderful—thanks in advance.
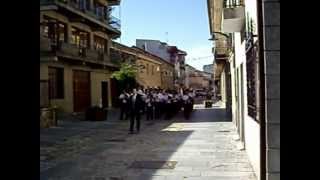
[73,70,91,112]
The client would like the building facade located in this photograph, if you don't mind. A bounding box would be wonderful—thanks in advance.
[110,43,174,90]
[185,64,212,90]
[207,0,280,180]
[136,39,187,89]
[132,47,175,90]
[203,64,214,74]
[40,0,122,115]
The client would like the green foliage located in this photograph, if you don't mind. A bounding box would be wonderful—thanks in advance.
[111,63,138,90]
[111,63,137,81]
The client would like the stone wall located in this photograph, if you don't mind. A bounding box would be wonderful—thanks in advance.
[263,1,280,180]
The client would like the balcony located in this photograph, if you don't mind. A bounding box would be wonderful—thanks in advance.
[222,2,245,33]
[40,37,119,67]
[40,0,121,37]
[40,35,52,52]
[108,15,121,31]
[107,0,121,6]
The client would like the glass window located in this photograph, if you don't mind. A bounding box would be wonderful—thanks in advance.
[71,27,90,48]
[146,64,149,75]
[42,16,67,43]
[152,65,154,75]
[94,36,107,52]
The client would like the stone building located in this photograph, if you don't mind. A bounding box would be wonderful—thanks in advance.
[40,0,122,118]
[110,42,174,90]
[136,39,186,89]
[185,64,212,90]
[131,47,175,90]
[203,64,214,74]
[207,0,280,179]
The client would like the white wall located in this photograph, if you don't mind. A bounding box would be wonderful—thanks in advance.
[233,32,261,179]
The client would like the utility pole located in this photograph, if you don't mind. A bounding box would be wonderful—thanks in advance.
[165,32,169,43]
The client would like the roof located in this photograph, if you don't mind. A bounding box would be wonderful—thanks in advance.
[131,46,174,67]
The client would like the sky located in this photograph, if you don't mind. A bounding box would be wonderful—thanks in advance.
[113,0,214,71]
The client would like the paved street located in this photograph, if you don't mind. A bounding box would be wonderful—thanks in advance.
[40,103,257,180]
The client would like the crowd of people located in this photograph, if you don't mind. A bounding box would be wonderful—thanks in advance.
[118,87,195,134]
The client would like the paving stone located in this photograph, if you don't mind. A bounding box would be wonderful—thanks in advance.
[40,107,257,180]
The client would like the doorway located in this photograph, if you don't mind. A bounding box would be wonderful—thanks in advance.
[73,70,91,112]
[101,81,109,108]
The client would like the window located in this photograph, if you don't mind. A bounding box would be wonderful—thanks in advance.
[42,16,67,43]
[94,36,107,52]
[71,27,90,48]
[48,67,64,99]
[146,64,149,75]
[152,65,154,75]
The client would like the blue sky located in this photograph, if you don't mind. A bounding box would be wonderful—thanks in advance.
[113,0,214,70]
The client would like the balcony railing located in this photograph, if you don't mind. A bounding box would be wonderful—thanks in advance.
[246,40,259,121]
[222,0,245,33]
[223,0,244,8]
[107,0,121,6]
[40,36,118,66]
[108,15,121,31]
[40,0,121,33]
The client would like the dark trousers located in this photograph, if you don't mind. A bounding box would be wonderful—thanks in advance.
[184,104,192,120]
[165,103,173,120]
[146,106,154,121]
[120,103,128,120]
[155,102,161,119]
[130,110,141,132]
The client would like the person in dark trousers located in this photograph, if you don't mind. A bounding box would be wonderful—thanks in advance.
[119,90,129,120]
[128,88,144,134]
[145,93,154,121]
[183,90,193,120]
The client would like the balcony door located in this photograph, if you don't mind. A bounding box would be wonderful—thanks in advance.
[71,27,90,48]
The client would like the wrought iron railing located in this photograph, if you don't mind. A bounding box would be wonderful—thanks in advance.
[246,39,259,121]
[223,0,245,8]
[108,15,121,31]
[40,0,121,31]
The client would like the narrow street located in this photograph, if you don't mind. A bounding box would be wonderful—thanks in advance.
[40,103,257,180]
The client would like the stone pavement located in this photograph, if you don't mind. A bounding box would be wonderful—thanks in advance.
[40,106,257,180]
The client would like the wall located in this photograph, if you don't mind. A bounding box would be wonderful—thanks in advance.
[160,63,174,89]
[41,62,113,113]
[91,71,112,108]
[136,40,171,62]
[233,31,261,179]
[136,57,162,88]
[263,1,280,180]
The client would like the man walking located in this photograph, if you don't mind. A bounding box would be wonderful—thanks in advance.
[128,88,144,134]
[119,90,129,120]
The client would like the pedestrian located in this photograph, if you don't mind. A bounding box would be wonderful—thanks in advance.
[183,90,193,120]
[119,90,129,120]
[145,93,154,121]
[128,88,144,134]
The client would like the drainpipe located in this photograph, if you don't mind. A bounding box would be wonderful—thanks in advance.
[256,0,266,180]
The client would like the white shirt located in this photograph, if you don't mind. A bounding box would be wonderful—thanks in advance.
[182,95,189,101]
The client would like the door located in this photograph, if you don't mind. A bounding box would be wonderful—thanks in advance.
[101,81,109,108]
[110,78,120,108]
[73,70,91,112]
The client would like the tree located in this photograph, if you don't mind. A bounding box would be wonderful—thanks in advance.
[111,63,138,91]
